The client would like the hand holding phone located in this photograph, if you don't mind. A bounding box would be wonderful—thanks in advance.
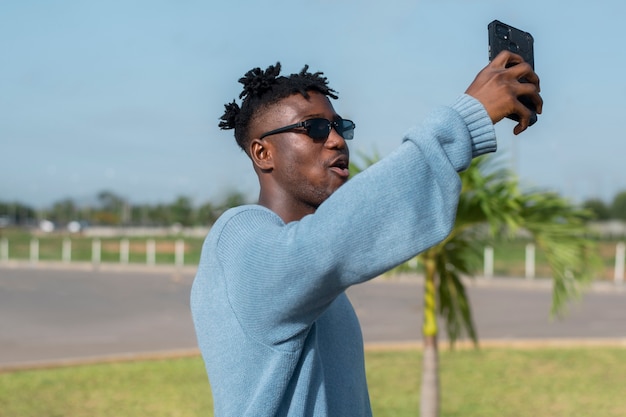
[488,20,538,126]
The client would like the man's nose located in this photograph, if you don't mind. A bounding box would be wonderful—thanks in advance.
[325,128,347,150]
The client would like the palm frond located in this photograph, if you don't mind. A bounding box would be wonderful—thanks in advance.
[431,235,483,346]
[352,151,600,343]
[349,149,382,178]
[519,192,600,315]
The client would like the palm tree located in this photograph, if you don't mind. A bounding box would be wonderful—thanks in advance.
[351,153,600,417]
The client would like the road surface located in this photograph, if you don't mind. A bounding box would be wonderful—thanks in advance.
[1,263,624,369]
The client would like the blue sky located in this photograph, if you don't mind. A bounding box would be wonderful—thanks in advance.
[2,0,625,209]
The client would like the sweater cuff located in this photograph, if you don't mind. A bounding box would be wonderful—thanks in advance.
[452,94,497,157]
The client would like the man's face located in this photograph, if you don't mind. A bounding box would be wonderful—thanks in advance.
[253,91,351,212]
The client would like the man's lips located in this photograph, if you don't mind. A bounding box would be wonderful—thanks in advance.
[330,166,350,178]
[329,155,350,178]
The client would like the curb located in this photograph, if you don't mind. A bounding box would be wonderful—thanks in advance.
[373,273,626,294]
[0,260,198,275]
[3,339,626,373]
[364,338,626,351]
[0,348,202,373]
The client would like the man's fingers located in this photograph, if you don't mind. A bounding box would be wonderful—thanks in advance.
[512,98,537,135]
[514,64,539,84]
[493,50,541,95]
[466,49,543,132]
[517,82,543,114]
[491,50,524,68]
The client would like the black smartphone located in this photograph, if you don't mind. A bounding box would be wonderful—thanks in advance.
[488,20,537,126]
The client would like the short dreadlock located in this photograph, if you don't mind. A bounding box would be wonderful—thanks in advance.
[219,62,339,153]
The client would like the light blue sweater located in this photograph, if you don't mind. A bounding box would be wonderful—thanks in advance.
[190,94,497,417]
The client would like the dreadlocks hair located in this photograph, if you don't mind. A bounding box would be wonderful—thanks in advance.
[219,62,339,153]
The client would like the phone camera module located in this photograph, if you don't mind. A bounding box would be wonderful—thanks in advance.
[495,23,510,39]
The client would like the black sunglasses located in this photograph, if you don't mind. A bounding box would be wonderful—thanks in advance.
[259,118,356,141]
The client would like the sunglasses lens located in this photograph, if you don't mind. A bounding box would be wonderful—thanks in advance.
[338,120,355,140]
[304,118,355,140]
[306,118,331,140]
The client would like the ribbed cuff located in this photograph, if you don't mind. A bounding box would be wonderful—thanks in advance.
[452,94,497,157]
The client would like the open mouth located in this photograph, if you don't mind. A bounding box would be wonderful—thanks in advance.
[329,155,350,178]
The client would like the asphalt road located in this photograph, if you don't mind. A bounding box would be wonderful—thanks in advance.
[1,264,624,369]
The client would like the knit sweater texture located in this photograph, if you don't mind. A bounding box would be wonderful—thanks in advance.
[190,94,497,417]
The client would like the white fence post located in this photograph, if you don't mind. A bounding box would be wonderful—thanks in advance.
[408,256,419,271]
[0,238,8,262]
[147,239,156,266]
[484,246,494,279]
[30,238,39,264]
[175,239,185,267]
[525,243,535,280]
[62,238,71,263]
[615,242,625,285]
[120,239,129,264]
[92,239,101,265]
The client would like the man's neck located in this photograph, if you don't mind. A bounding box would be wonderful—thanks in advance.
[258,191,316,223]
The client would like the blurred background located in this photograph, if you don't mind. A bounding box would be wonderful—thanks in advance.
[2,0,625,227]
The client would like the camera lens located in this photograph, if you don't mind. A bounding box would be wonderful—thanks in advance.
[496,24,509,39]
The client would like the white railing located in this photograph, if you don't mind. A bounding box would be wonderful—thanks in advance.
[483,246,494,279]
[0,237,188,269]
[1,237,624,283]
[525,243,535,280]
[481,242,626,285]
[615,242,625,284]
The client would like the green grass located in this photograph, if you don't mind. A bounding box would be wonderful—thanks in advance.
[1,347,625,417]
[437,348,626,417]
[0,357,212,417]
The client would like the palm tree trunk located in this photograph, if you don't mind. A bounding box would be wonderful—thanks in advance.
[420,253,440,417]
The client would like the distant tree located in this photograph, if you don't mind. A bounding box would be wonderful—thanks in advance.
[0,201,36,225]
[207,191,250,222]
[170,196,194,226]
[95,190,128,225]
[221,191,248,209]
[611,191,626,221]
[131,204,152,226]
[197,202,219,225]
[97,190,126,211]
[46,198,79,225]
[582,198,611,221]
[149,204,174,226]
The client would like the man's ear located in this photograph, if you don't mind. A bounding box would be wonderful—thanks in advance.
[249,138,274,171]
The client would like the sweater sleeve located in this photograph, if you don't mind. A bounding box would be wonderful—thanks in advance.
[213,94,496,348]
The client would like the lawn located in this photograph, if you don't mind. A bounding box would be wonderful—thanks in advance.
[1,347,625,417]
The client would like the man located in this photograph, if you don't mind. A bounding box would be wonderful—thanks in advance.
[191,51,542,416]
